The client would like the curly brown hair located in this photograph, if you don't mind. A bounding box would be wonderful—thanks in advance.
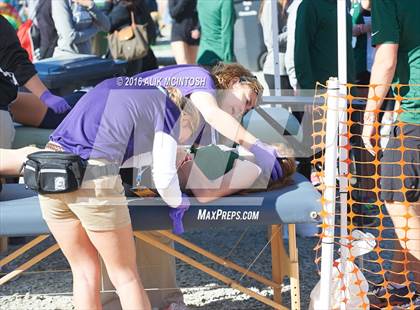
[210,63,264,97]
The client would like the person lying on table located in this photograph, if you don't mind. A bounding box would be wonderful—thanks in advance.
[132,143,296,206]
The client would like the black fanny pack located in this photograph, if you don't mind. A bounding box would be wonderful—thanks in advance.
[23,151,87,194]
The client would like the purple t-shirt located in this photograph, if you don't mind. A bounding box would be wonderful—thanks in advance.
[136,65,217,145]
[50,84,181,163]
[134,65,217,97]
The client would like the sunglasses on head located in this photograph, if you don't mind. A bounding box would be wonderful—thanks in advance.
[239,75,258,83]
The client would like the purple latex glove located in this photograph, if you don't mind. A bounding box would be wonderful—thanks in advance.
[249,140,283,181]
[40,90,71,114]
[169,194,190,234]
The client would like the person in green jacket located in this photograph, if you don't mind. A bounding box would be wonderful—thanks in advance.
[294,0,355,90]
[196,0,235,66]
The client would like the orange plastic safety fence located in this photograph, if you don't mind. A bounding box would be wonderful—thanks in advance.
[313,82,419,310]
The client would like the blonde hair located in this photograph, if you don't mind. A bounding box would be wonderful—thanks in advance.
[211,63,264,97]
[166,87,201,133]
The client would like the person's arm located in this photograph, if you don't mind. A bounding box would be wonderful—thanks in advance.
[181,159,261,203]
[84,1,111,32]
[294,0,317,90]
[285,0,301,91]
[260,0,273,53]
[220,0,235,63]
[52,0,97,45]
[23,75,47,98]
[362,0,399,155]
[189,91,257,149]
[152,131,184,207]
[362,43,398,154]
[0,16,69,113]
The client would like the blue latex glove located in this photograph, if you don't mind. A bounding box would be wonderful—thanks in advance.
[169,194,190,234]
[40,90,71,114]
[249,140,283,181]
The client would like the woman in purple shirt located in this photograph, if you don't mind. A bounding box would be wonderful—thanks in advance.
[1,83,200,310]
[12,63,282,182]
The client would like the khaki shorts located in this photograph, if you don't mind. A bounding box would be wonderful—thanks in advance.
[39,159,131,231]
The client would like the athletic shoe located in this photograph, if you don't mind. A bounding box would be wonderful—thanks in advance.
[397,293,420,309]
[369,283,417,309]
[371,282,409,298]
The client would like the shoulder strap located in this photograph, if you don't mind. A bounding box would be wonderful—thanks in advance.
[130,10,136,27]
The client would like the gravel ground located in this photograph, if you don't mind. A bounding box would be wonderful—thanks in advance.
[0,225,320,310]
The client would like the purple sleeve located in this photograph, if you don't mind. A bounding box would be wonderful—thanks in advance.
[173,68,217,97]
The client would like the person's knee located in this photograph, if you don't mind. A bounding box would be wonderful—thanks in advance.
[108,268,139,290]
[71,257,101,284]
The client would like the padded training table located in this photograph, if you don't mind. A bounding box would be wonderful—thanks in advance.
[0,174,320,309]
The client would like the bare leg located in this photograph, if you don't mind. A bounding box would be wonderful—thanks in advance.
[0,146,40,176]
[46,219,102,310]
[9,92,48,127]
[171,41,189,65]
[185,45,198,64]
[386,201,420,291]
[86,225,151,310]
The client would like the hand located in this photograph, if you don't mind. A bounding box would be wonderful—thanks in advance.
[362,112,376,156]
[40,90,71,114]
[249,140,283,181]
[169,194,190,234]
[191,29,200,40]
[72,0,94,9]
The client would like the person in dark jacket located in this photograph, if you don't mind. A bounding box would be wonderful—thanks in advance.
[107,0,158,76]
[169,0,200,64]
[35,0,58,59]
[294,0,355,90]
[0,15,68,249]
[0,15,69,150]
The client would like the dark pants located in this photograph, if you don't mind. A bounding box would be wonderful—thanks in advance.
[39,91,86,129]
[263,74,292,96]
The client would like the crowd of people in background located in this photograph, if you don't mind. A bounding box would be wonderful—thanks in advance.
[0,0,418,309]
[1,0,367,88]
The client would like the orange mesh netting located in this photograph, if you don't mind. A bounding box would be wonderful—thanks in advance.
[312,82,419,310]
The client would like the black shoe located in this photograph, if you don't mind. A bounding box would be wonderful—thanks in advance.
[397,293,420,309]
[372,282,409,298]
[369,283,417,309]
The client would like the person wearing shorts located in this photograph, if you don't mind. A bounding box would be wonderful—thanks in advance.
[362,0,420,307]
[169,0,200,64]
[36,82,202,310]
